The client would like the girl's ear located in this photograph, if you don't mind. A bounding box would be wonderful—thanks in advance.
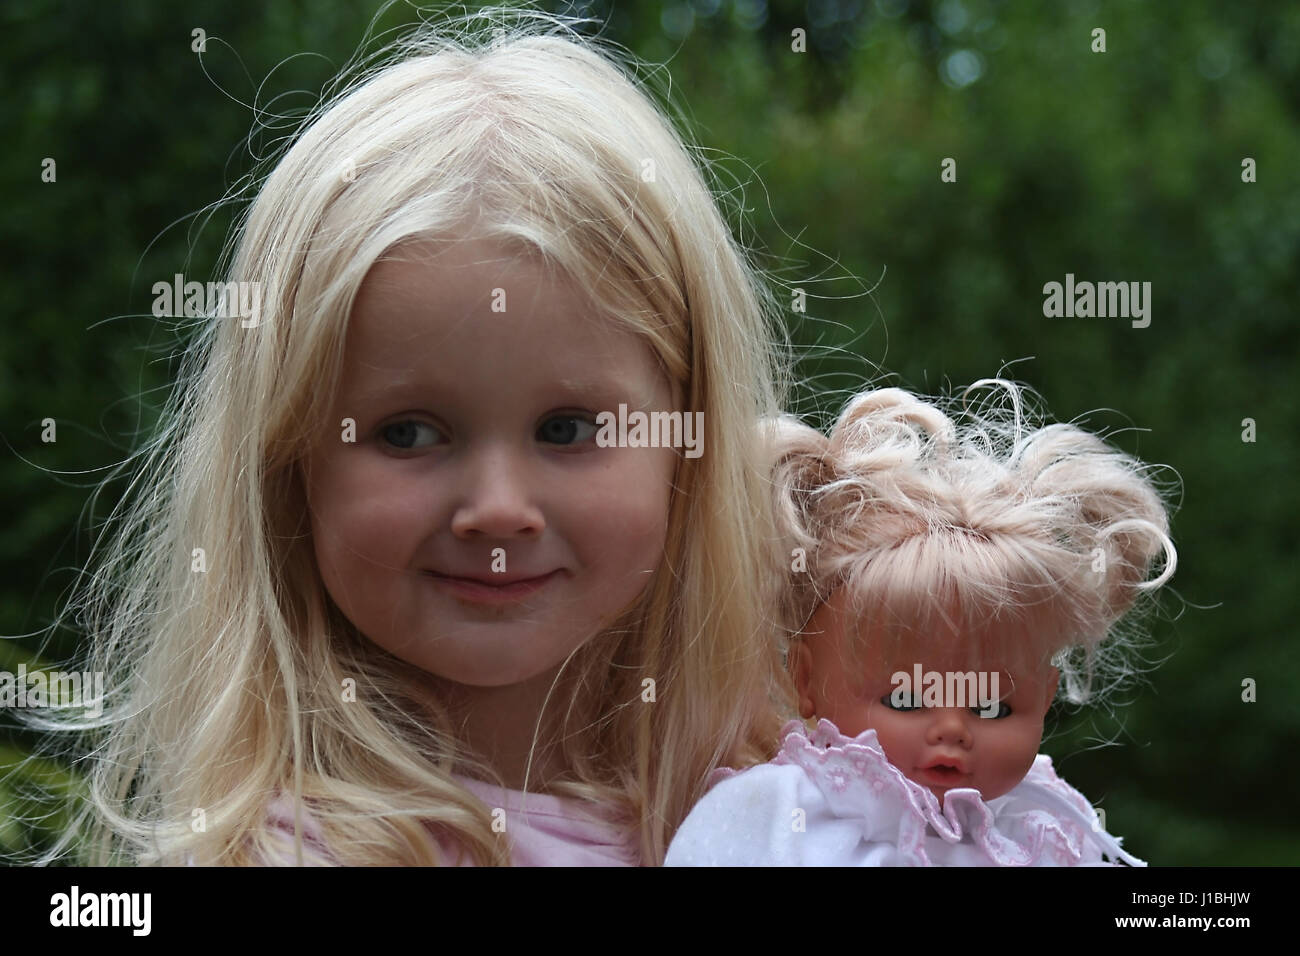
[789,641,817,719]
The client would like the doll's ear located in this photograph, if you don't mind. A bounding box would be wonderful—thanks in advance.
[789,641,817,719]
[1043,667,1062,711]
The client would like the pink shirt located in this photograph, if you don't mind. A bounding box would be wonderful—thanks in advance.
[261,774,640,866]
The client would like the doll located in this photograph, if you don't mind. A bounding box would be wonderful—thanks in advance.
[666,382,1176,866]
[25,11,796,866]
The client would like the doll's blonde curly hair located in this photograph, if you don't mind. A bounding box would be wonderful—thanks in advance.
[764,380,1177,705]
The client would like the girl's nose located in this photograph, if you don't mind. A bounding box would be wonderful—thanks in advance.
[450,446,545,539]
[925,708,973,748]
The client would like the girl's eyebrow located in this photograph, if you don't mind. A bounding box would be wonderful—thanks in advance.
[555,373,630,394]
[555,375,664,410]
[350,377,450,404]
[350,373,657,406]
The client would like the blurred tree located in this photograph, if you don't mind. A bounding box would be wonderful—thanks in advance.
[2,0,1296,864]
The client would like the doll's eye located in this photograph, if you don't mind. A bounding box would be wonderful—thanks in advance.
[537,415,598,445]
[973,702,1012,719]
[381,420,442,449]
[882,693,922,712]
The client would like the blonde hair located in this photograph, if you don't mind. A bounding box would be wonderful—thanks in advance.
[770,380,1177,705]
[24,9,794,865]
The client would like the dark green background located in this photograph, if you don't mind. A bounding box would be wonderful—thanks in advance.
[2,0,1296,864]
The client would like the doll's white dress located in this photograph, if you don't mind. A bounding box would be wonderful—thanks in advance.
[664,718,1144,867]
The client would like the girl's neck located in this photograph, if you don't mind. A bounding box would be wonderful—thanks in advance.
[423,666,570,792]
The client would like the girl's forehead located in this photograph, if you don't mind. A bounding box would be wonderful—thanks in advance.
[356,240,579,321]
[335,237,679,404]
[349,240,626,351]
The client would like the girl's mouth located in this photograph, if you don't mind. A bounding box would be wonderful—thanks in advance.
[424,570,561,604]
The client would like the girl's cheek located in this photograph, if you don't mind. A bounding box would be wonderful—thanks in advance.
[328,451,413,502]
[310,457,425,547]
[588,450,675,528]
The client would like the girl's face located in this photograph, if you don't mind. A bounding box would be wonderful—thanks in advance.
[791,589,1060,805]
[305,238,679,694]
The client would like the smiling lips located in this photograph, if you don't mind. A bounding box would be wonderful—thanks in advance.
[425,569,560,604]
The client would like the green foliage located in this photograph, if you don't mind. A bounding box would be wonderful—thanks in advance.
[2,0,1295,864]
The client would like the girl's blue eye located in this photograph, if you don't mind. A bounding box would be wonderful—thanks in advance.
[882,694,922,712]
[974,702,1013,719]
[381,421,442,449]
[537,415,597,445]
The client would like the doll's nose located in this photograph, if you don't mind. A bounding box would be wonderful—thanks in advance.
[926,708,973,747]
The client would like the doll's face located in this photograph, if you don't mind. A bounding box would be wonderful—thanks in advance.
[791,588,1060,805]
[305,237,679,696]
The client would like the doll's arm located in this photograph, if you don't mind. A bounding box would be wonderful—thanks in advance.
[665,763,903,866]
[666,764,797,865]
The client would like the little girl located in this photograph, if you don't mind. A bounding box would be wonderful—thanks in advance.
[666,382,1176,866]
[32,13,796,865]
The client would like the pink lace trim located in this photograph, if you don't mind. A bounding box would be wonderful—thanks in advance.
[712,718,1121,867]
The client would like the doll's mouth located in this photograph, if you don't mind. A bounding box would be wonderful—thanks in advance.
[917,759,968,786]
[921,755,968,774]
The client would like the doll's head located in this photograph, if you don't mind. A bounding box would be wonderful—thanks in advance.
[777,383,1176,803]
[51,14,792,865]
[794,588,1065,803]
